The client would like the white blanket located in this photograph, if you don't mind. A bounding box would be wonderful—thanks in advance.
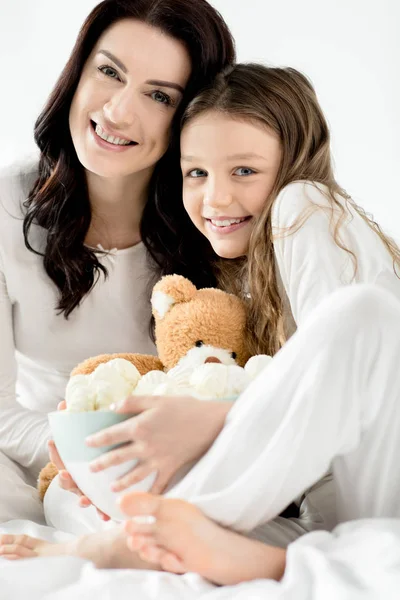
[1,518,400,599]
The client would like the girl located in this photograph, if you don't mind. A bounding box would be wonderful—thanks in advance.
[4,64,400,587]
[0,0,235,524]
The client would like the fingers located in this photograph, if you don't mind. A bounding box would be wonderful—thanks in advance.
[0,544,37,559]
[0,534,36,549]
[111,464,157,492]
[89,443,141,473]
[57,400,67,411]
[58,470,82,496]
[112,395,157,414]
[48,440,65,470]
[85,419,136,448]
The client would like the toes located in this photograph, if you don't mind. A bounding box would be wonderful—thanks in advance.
[124,515,157,537]
[119,492,162,519]
[159,550,186,574]
[126,533,154,552]
[137,544,165,565]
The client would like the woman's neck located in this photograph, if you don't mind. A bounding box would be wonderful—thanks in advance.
[85,168,153,250]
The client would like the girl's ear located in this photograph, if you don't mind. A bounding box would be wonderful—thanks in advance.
[151,275,197,320]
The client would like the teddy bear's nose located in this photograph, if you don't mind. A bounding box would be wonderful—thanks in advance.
[204,356,222,364]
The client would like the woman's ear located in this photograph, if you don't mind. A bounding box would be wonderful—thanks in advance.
[151,275,197,319]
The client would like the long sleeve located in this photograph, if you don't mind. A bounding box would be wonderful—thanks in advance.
[272,181,360,328]
[0,260,51,475]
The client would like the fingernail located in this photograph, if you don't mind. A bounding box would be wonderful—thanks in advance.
[109,401,124,412]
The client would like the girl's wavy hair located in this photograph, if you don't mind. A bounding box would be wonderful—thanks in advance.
[181,63,400,355]
[24,0,235,317]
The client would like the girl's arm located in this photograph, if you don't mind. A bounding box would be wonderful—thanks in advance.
[272,181,358,327]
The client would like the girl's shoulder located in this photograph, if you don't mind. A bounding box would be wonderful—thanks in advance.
[0,156,39,219]
[272,180,336,227]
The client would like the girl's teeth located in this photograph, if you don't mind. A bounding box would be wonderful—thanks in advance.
[94,123,131,146]
[211,218,246,227]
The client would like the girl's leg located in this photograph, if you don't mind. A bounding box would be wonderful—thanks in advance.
[163,284,400,530]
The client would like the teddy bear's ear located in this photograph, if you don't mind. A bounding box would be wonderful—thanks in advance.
[151,275,197,319]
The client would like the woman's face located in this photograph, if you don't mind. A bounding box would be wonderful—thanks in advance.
[69,19,191,179]
[181,112,282,259]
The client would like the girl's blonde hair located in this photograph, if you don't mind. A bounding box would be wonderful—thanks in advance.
[181,64,400,355]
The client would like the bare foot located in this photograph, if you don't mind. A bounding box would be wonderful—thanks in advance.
[0,528,159,570]
[119,493,286,585]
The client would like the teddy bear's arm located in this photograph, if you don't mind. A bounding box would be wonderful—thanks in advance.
[71,353,164,376]
[37,461,59,501]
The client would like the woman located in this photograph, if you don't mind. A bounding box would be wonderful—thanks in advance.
[0,0,235,524]
[4,64,399,587]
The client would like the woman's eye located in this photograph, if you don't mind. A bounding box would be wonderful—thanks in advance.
[187,169,207,178]
[151,91,173,106]
[234,167,255,176]
[98,65,120,80]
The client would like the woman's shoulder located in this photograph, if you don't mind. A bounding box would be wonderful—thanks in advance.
[0,156,39,219]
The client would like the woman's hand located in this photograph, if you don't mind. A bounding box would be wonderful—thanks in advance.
[51,401,110,521]
[86,395,233,494]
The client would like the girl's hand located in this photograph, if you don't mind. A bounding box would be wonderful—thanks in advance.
[50,401,110,521]
[86,395,233,494]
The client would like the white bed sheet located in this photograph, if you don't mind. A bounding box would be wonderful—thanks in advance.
[1,518,400,600]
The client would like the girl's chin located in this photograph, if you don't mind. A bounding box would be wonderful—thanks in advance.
[210,243,248,260]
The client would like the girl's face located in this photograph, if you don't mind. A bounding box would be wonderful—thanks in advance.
[69,19,191,179]
[181,112,282,259]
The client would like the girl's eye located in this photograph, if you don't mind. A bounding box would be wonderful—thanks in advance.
[98,65,120,81]
[187,169,207,178]
[151,90,173,106]
[234,167,255,176]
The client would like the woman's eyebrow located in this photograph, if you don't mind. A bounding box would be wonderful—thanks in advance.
[98,49,127,73]
[145,79,184,94]
[97,50,184,94]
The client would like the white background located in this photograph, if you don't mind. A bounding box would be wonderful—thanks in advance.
[0,0,399,238]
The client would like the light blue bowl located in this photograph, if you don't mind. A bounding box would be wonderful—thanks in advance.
[48,411,157,521]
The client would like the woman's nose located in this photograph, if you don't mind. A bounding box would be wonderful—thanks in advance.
[103,90,137,128]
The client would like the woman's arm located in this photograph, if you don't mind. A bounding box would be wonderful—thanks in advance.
[0,262,50,475]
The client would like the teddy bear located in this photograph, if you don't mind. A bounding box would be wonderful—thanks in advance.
[38,274,272,499]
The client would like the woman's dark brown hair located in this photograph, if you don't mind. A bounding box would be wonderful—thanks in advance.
[24,0,235,317]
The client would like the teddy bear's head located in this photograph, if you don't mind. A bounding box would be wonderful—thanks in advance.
[151,275,251,372]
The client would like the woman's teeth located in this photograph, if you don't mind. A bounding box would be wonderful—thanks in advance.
[210,218,247,227]
[94,123,132,146]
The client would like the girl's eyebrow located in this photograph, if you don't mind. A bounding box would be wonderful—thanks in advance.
[97,50,184,94]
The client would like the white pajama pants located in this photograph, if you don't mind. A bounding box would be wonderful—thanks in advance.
[167,284,400,532]
[0,451,44,524]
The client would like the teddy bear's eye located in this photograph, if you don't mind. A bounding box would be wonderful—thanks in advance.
[231,352,237,359]
[195,340,204,348]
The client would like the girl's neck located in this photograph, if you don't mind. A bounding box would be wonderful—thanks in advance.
[84,168,153,250]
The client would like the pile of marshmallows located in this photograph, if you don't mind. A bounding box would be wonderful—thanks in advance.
[65,355,273,412]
